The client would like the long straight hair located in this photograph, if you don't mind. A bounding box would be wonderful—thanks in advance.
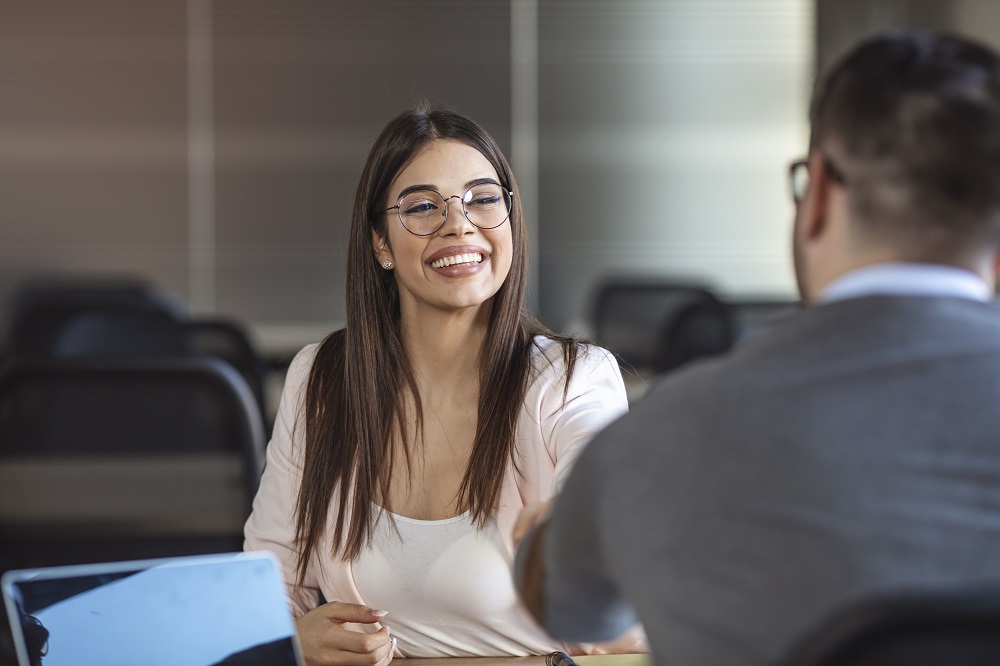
[294,105,580,578]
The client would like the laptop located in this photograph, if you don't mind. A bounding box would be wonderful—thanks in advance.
[2,551,304,666]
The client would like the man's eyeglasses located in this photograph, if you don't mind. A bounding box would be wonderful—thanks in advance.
[383,181,514,237]
[788,156,847,204]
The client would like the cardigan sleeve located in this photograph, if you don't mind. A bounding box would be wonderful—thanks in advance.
[517,340,646,654]
[536,340,629,493]
[243,344,320,617]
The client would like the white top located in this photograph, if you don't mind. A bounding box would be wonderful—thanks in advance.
[352,507,562,657]
[243,336,630,654]
[821,262,991,303]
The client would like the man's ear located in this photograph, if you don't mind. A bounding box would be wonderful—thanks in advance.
[800,151,832,243]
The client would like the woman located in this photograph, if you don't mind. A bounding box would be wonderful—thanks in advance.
[244,105,631,665]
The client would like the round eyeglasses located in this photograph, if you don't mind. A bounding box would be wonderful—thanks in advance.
[383,182,514,236]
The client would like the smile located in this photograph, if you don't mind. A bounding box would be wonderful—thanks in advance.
[430,252,484,269]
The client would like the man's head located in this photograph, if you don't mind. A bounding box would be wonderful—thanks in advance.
[793,31,1000,302]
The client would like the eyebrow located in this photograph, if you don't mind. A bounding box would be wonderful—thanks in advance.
[394,177,501,201]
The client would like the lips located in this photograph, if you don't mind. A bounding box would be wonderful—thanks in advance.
[425,245,490,277]
[426,245,490,267]
[430,252,483,269]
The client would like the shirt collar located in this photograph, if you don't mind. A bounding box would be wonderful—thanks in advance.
[820,263,992,304]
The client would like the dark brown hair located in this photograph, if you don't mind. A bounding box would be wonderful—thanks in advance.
[810,31,1000,249]
[294,105,581,575]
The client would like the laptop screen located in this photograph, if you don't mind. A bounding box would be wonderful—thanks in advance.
[2,552,302,666]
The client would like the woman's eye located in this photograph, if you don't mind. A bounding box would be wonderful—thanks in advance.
[468,195,500,208]
[403,200,438,216]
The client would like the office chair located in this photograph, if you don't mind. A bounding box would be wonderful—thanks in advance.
[184,319,269,421]
[52,310,192,358]
[3,279,186,358]
[51,311,269,425]
[591,278,735,374]
[0,357,265,572]
[777,586,1000,666]
[653,295,735,374]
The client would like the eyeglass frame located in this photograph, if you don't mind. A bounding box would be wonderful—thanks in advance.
[789,155,848,204]
[381,181,515,237]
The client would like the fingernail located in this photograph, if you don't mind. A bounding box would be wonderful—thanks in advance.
[370,608,389,617]
[391,637,397,651]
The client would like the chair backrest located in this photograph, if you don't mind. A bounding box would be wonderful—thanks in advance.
[51,312,268,422]
[777,587,1000,666]
[0,357,265,572]
[4,281,186,358]
[653,296,734,374]
[591,279,734,374]
[185,319,268,417]
[53,311,192,358]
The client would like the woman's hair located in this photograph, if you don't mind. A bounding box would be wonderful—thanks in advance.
[294,104,581,575]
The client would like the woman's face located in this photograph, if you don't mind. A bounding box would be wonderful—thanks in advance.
[375,139,514,316]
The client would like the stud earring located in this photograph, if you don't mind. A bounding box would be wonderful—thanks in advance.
[382,260,392,269]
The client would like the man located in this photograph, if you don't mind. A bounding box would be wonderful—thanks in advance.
[515,31,1000,665]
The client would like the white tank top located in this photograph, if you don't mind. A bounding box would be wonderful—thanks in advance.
[351,507,563,658]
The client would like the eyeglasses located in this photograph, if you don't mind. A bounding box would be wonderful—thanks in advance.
[788,156,847,204]
[382,181,514,236]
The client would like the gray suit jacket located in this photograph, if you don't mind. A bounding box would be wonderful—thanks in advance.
[540,295,1000,665]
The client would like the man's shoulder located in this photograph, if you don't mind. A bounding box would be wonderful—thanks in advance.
[726,294,1000,365]
[613,295,1000,431]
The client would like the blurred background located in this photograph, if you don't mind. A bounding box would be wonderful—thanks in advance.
[3,0,999,354]
[3,1,1000,660]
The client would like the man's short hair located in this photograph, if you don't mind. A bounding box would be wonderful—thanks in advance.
[810,32,1000,249]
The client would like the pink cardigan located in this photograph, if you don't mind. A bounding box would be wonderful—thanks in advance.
[244,336,628,635]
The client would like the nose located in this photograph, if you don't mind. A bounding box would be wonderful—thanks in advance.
[437,194,475,236]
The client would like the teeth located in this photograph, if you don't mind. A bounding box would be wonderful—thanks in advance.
[430,252,483,269]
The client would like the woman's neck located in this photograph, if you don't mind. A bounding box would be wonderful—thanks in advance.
[399,303,489,396]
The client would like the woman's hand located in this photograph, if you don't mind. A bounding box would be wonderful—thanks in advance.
[295,602,396,666]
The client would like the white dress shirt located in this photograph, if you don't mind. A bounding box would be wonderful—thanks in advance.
[820,262,991,304]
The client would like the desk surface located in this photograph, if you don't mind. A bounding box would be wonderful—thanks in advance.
[0,454,246,534]
[408,655,649,666]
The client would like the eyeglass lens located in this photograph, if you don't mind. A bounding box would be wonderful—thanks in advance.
[397,184,511,235]
[790,162,809,203]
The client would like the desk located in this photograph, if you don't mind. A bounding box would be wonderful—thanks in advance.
[0,453,246,534]
[408,655,650,666]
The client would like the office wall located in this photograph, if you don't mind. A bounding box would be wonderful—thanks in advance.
[9,1,999,340]
[537,0,812,331]
[817,0,1000,73]
[0,0,512,342]
[0,2,190,317]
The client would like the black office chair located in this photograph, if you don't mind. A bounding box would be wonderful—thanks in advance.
[591,278,735,375]
[52,310,192,358]
[3,279,186,358]
[777,586,1000,666]
[0,357,265,572]
[653,296,735,374]
[184,319,269,421]
[51,311,269,426]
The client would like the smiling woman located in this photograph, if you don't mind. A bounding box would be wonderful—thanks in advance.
[375,139,515,315]
[243,105,640,666]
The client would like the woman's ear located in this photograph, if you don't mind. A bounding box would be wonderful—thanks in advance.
[371,232,394,270]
